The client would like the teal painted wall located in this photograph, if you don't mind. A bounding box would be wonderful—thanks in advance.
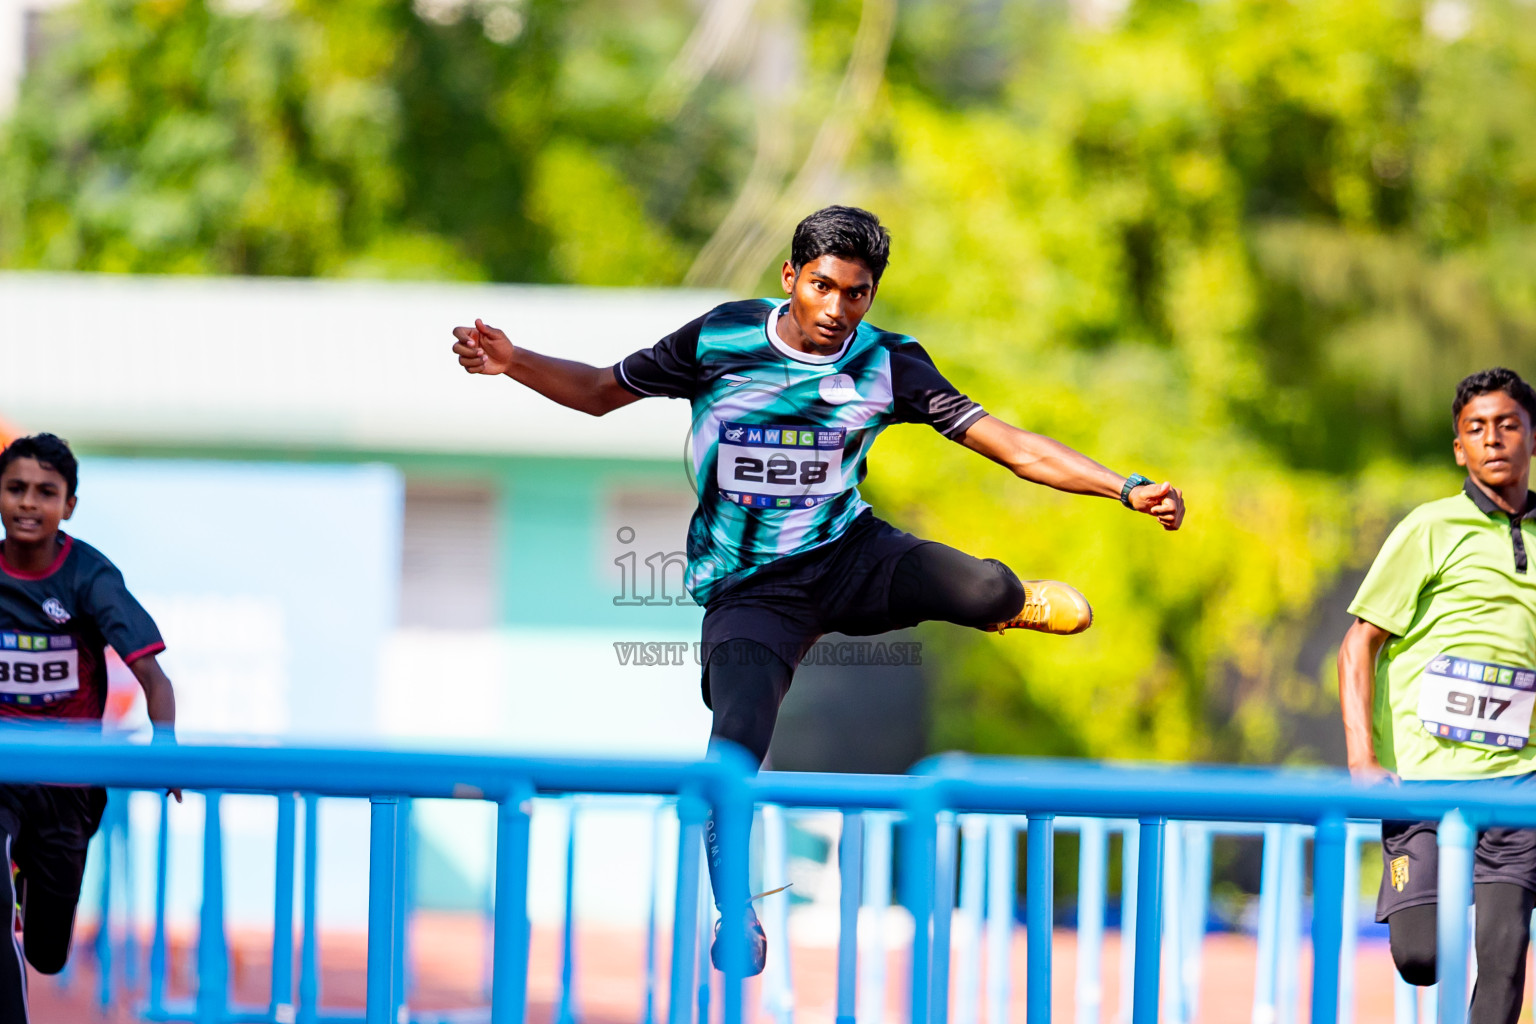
[498,458,701,631]
[500,461,598,626]
[79,442,704,632]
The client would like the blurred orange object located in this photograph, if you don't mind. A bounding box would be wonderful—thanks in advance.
[103,648,145,726]
[0,414,18,448]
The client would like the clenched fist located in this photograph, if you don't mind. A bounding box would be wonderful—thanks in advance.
[451,319,515,376]
[1127,480,1186,531]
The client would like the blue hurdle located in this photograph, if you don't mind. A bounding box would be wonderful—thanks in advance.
[7,732,1536,1024]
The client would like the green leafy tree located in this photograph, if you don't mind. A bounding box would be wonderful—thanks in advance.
[8,0,1536,765]
[859,0,1536,762]
[0,0,723,281]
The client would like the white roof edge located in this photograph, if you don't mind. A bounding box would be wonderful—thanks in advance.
[0,272,733,459]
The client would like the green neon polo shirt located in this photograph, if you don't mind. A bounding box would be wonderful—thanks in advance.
[1349,479,1536,780]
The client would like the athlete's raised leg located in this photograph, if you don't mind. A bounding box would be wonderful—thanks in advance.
[888,542,1025,628]
[887,541,1091,635]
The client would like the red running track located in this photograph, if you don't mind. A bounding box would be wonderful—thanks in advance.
[22,913,1507,1024]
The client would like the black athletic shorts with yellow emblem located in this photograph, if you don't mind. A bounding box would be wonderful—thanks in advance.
[1376,773,1536,921]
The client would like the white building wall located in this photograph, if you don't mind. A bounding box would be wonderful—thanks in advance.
[0,272,727,458]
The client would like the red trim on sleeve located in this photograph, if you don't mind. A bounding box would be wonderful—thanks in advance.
[0,533,74,581]
[120,641,166,665]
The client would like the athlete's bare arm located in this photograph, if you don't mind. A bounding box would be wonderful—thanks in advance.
[959,415,1186,530]
[451,319,641,417]
[129,653,176,732]
[129,653,182,800]
[1338,617,1397,785]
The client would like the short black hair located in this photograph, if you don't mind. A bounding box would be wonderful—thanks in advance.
[0,434,79,497]
[1453,368,1536,433]
[790,206,891,282]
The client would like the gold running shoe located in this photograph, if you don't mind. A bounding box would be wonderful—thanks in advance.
[985,580,1093,635]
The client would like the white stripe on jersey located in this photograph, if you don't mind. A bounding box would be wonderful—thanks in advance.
[615,360,665,397]
[764,350,892,555]
[850,348,895,420]
[689,384,788,480]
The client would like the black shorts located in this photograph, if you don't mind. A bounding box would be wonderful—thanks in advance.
[700,512,928,706]
[0,784,108,902]
[1376,773,1536,921]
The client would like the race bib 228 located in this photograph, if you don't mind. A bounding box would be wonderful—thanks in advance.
[716,422,847,509]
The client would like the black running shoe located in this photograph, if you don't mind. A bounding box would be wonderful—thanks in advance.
[710,906,767,977]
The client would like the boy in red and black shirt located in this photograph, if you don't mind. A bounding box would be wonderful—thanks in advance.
[0,433,177,1022]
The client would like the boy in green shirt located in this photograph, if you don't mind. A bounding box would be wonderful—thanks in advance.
[1339,367,1536,1023]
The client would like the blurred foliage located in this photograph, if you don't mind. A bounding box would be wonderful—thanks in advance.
[6,0,1536,763]
[862,0,1536,763]
[0,0,737,278]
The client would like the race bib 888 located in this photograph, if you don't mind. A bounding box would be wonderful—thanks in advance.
[1418,653,1536,749]
[716,421,847,509]
[0,632,80,706]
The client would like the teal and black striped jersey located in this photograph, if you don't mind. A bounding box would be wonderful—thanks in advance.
[616,298,987,604]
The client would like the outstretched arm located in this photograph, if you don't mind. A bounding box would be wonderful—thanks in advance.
[958,414,1185,530]
[451,318,641,417]
[1338,618,1397,784]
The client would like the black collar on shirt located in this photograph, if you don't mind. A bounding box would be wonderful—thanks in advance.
[1463,478,1536,574]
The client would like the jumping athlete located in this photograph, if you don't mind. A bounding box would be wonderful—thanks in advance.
[450,206,1185,973]
[1339,368,1536,1024]
[0,434,178,1022]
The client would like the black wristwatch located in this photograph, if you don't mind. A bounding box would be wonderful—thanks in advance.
[1120,473,1153,508]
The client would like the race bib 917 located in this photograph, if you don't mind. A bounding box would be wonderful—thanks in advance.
[716,422,846,509]
[1418,653,1536,749]
[0,632,80,706]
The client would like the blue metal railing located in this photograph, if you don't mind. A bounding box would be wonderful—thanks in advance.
[7,733,1536,1024]
[83,795,1380,1024]
[0,732,758,1024]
